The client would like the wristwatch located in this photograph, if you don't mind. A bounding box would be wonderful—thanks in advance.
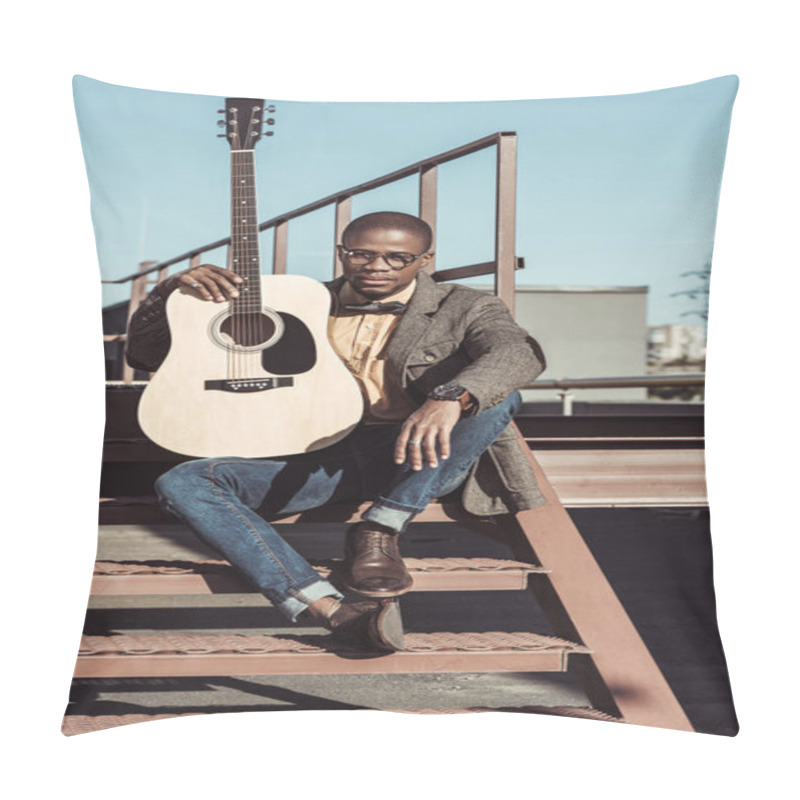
[428,382,476,412]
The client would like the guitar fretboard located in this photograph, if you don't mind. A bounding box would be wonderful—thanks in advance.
[230,150,262,311]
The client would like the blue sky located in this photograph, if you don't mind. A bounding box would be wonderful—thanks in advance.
[73,75,737,325]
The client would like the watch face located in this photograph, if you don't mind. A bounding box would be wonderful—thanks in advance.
[434,383,465,400]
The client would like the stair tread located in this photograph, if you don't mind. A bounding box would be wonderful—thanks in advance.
[98,494,492,526]
[80,630,588,657]
[94,557,545,576]
[91,556,546,594]
[100,494,451,506]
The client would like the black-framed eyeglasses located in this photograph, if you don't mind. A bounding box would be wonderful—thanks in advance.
[337,245,430,270]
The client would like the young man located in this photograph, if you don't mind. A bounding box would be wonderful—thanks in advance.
[126,211,547,652]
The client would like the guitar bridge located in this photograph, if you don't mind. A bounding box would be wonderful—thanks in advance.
[204,377,294,393]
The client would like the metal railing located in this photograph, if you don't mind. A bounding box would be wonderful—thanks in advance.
[104,131,521,383]
[521,374,705,415]
[102,132,706,410]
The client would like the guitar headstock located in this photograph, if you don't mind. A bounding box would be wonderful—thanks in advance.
[217,98,276,150]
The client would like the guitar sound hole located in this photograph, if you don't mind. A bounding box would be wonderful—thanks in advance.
[220,313,278,347]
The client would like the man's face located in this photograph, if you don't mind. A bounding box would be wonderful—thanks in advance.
[339,227,432,298]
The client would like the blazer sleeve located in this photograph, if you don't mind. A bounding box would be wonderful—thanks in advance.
[452,295,546,414]
[125,289,172,373]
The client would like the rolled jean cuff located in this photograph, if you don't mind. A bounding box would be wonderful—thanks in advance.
[361,497,419,534]
[278,579,344,623]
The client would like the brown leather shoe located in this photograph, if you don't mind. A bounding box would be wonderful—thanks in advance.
[327,599,405,652]
[341,523,414,597]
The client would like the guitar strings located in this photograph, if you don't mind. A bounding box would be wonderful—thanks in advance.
[229,115,261,384]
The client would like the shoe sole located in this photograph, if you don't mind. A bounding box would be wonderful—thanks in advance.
[369,601,406,652]
[339,577,414,598]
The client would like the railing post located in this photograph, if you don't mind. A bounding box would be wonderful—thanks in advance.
[495,132,518,316]
[333,197,351,278]
[419,164,437,274]
[122,260,157,384]
[273,220,288,274]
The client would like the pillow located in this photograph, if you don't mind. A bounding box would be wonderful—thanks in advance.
[63,74,739,737]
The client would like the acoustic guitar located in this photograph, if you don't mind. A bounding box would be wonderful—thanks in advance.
[137,98,364,457]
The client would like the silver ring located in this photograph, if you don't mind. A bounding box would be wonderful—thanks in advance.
[409,439,422,445]
[190,282,201,289]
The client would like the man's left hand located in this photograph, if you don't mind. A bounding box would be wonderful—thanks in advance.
[394,399,462,470]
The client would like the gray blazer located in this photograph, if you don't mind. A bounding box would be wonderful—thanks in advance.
[126,270,548,516]
[325,270,547,516]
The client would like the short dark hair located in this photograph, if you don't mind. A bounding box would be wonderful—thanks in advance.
[342,211,433,252]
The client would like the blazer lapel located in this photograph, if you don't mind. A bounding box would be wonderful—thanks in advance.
[384,271,442,380]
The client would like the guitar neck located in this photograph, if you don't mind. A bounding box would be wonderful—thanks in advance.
[230,149,262,310]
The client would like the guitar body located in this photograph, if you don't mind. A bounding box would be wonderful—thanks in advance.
[137,99,365,458]
[137,274,364,458]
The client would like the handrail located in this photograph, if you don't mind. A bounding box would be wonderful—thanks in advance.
[520,374,705,415]
[524,374,704,390]
[103,131,515,286]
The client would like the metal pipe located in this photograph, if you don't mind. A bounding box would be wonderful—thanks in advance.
[523,374,705,390]
[419,164,438,275]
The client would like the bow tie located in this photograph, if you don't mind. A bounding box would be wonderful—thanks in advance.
[341,301,407,315]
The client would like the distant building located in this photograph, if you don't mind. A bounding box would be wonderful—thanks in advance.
[647,325,706,368]
[470,283,649,402]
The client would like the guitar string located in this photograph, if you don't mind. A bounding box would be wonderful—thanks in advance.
[242,125,256,382]
[232,128,260,382]
[232,145,243,381]
[232,130,239,381]
[247,118,263,383]
[231,133,239,382]
[229,144,235,382]
[223,109,265,385]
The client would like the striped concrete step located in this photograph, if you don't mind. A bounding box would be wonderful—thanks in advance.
[91,557,547,595]
[74,631,590,678]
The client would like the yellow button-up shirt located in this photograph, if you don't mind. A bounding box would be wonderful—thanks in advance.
[328,277,419,424]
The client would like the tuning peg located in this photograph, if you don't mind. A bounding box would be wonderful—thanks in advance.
[266,118,276,125]
[217,109,225,113]
[217,120,226,127]
[266,105,276,113]
[265,131,274,136]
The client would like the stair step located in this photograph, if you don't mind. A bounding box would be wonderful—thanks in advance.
[61,705,621,736]
[75,631,589,678]
[91,557,546,595]
[98,495,496,527]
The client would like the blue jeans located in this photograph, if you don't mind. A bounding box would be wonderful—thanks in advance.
[155,390,522,621]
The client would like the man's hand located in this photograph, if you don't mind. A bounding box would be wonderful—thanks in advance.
[159,264,244,302]
[394,399,462,470]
